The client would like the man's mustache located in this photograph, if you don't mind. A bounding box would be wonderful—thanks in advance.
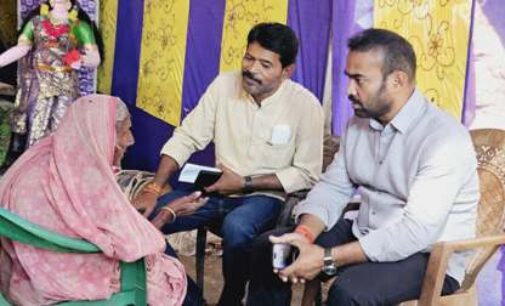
[242,71,262,85]
[348,94,360,104]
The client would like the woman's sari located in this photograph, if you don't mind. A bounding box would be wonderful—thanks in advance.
[0,95,186,305]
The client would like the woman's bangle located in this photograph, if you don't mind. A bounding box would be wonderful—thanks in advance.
[161,206,177,224]
[143,182,162,196]
[294,224,315,244]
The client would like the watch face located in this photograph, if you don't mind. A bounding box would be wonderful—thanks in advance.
[323,264,337,276]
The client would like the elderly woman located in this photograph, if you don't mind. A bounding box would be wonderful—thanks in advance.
[0,95,206,306]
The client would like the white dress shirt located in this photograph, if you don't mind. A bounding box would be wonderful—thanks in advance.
[295,89,479,283]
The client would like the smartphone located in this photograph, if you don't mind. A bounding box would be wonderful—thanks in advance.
[194,170,222,196]
[272,243,296,270]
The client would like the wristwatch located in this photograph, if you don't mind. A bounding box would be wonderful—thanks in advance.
[243,175,254,193]
[322,247,337,277]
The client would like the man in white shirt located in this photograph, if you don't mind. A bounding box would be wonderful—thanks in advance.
[247,28,479,306]
[133,23,324,306]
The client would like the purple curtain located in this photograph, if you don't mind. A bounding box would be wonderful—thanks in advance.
[331,0,373,135]
[288,0,332,102]
[462,44,476,126]
[462,1,477,126]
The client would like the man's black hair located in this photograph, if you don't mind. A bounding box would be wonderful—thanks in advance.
[247,22,298,68]
[348,28,416,81]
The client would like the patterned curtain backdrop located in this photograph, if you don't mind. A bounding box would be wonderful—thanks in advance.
[219,0,289,73]
[374,0,474,120]
[99,0,331,172]
[0,0,17,46]
[19,0,98,96]
[136,1,191,125]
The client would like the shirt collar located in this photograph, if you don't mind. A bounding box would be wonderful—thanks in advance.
[369,88,425,134]
[390,88,425,133]
[240,75,288,107]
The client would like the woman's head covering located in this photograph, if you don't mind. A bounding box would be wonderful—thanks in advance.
[0,94,186,305]
[0,94,166,260]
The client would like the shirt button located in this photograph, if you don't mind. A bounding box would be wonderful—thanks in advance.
[371,211,376,215]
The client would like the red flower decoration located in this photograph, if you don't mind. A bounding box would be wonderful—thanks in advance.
[42,19,70,38]
[63,49,81,66]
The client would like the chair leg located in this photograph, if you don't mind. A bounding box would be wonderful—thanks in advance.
[196,227,207,294]
[302,279,322,306]
[315,283,323,306]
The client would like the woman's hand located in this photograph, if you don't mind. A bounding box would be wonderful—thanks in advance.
[132,191,159,218]
[151,191,208,229]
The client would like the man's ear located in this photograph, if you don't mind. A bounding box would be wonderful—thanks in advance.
[282,64,296,79]
[388,70,409,91]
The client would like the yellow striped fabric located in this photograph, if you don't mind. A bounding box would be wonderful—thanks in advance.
[374,0,473,119]
[97,0,118,95]
[219,0,289,72]
[136,0,191,126]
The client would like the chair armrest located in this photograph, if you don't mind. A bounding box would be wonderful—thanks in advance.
[0,208,100,253]
[276,189,310,227]
[418,233,505,306]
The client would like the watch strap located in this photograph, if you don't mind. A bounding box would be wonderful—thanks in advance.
[324,247,333,263]
[243,175,254,193]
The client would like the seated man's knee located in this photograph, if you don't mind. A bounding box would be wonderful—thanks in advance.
[221,215,256,247]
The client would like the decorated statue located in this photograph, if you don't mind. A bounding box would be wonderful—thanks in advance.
[0,0,102,167]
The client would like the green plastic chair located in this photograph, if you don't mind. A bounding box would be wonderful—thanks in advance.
[0,208,147,305]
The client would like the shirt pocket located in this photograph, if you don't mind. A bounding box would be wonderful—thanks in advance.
[260,140,295,170]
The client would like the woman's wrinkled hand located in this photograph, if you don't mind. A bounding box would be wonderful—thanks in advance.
[151,191,208,229]
[132,191,159,218]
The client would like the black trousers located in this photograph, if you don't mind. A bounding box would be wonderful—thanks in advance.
[246,219,460,306]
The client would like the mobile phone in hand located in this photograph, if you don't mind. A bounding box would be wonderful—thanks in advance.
[272,243,295,270]
[194,170,222,196]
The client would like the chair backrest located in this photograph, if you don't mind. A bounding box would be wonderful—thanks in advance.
[0,208,147,305]
[461,129,505,289]
[0,208,100,253]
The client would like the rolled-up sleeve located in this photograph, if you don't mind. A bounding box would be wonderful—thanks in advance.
[294,130,356,229]
[160,82,218,166]
[359,134,478,261]
[276,101,325,193]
